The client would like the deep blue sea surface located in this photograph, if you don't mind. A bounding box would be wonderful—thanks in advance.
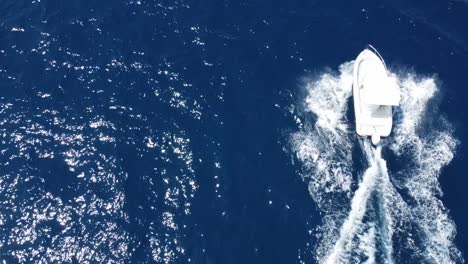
[0,0,467,263]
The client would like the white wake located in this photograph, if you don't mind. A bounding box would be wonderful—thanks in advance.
[325,139,407,264]
[291,62,463,263]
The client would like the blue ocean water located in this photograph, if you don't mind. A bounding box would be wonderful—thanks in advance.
[0,0,467,263]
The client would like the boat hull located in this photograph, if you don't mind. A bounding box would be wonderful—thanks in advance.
[353,48,394,141]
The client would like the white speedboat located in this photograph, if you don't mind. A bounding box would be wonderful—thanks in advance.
[353,45,400,145]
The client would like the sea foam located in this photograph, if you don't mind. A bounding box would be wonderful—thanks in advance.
[291,62,463,263]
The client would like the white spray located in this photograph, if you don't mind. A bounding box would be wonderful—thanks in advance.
[291,63,463,264]
[325,143,395,264]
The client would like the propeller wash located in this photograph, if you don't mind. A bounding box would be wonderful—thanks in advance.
[290,61,463,264]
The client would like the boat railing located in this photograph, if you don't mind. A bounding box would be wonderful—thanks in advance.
[366,44,388,72]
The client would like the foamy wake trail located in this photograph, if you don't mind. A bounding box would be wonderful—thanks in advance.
[291,62,463,264]
[326,143,397,264]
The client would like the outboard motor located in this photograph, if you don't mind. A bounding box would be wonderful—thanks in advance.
[371,134,380,145]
